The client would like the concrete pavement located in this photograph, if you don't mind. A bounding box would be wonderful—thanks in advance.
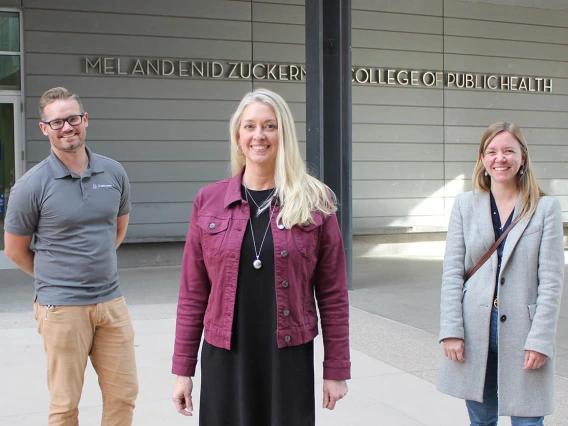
[1,256,567,425]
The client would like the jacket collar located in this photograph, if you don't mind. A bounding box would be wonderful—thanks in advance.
[500,195,531,272]
[472,190,495,255]
[223,167,246,208]
[473,190,531,275]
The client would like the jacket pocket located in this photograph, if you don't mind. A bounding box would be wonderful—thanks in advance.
[527,303,537,320]
[197,215,230,257]
[292,213,323,257]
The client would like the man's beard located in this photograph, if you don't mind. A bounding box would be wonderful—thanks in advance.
[54,135,84,153]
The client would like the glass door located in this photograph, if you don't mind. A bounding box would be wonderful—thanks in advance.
[0,95,22,260]
[1,9,23,267]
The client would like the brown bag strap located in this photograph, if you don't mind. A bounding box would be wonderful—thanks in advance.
[464,221,517,283]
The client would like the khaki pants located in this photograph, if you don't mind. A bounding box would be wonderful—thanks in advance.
[34,296,138,426]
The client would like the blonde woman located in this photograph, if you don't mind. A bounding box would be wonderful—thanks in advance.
[438,122,564,425]
[171,88,350,425]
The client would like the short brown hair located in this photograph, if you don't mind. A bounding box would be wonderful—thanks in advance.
[39,87,84,120]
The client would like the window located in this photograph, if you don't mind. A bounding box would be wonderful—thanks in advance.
[0,11,21,90]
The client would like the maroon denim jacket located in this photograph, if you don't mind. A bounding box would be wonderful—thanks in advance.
[172,169,351,380]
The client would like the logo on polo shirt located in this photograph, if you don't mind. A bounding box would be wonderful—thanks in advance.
[92,184,113,189]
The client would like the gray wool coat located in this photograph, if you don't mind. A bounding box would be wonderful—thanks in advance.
[438,191,564,417]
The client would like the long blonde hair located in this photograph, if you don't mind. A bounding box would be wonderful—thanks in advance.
[472,121,543,222]
[229,88,337,228]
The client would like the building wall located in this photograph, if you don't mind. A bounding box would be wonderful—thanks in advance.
[1,0,567,240]
[352,0,568,229]
[17,0,306,240]
[443,0,568,223]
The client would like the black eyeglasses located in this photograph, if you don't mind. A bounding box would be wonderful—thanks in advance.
[41,113,85,130]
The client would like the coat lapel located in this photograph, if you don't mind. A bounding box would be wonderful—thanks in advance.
[472,191,498,273]
[500,195,531,273]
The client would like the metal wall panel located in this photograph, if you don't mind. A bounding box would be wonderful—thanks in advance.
[128,223,189,238]
[353,30,443,52]
[445,36,568,62]
[252,3,304,24]
[444,90,568,112]
[354,180,446,199]
[253,22,305,44]
[253,0,303,5]
[352,10,442,33]
[26,141,231,163]
[444,0,568,26]
[353,86,443,107]
[353,124,443,143]
[26,32,253,60]
[352,0,443,15]
[444,17,568,43]
[445,109,568,128]
[26,75,253,100]
[353,162,443,180]
[354,198,445,218]
[354,143,443,162]
[24,9,252,41]
[22,0,252,20]
[445,126,568,146]
[353,50,443,70]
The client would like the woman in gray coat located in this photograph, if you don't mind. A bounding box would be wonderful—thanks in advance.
[438,122,564,426]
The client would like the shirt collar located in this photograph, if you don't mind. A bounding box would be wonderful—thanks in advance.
[224,167,245,208]
[48,146,103,179]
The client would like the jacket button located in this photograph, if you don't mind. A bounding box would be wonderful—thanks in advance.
[303,221,310,226]
[277,223,285,230]
[284,335,290,342]
[281,250,288,257]
[282,281,289,288]
[209,223,216,229]
[500,315,507,322]
[283,309,290,316]
[500,277,505,285]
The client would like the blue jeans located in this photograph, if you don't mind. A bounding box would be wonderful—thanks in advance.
[465,307,544,426]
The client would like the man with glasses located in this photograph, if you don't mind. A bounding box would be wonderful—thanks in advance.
[3,87,138,425]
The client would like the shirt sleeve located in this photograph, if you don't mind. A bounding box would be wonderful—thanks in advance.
[314,212,351,380]
[4,180,39,236]
[524,198,564,357]
[172,189,210,376]
[439,194,467,342]
[117,165,132,217]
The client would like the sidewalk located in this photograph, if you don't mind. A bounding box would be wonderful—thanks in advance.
[0,313,469,426]
[1,257,566,425]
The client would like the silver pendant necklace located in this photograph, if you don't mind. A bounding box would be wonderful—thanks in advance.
[244,187,275,269]
[245,185,276,217]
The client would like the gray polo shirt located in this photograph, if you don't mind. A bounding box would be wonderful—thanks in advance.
[4,147,131,306]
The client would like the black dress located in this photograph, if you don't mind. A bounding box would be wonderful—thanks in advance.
[199,186,315,426]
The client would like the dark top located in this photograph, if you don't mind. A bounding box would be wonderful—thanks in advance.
[198,186,315,426]
[490,192,514,294]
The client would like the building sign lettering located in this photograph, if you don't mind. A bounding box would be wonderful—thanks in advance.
[84,57,306,81]
[83,57,552,92]
[352,67,552,92]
